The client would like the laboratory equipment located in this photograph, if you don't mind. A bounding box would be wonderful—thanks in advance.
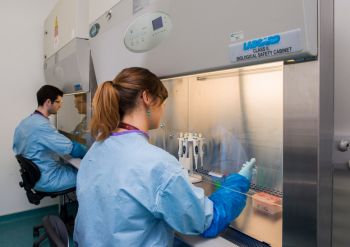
[155,65,284,246]
[43,0,88,59]
[88,0,317,82]
[56,93,94,147]
[43,0,97,147]
[332,1,350,246]
[177,132,205,183]
[252,192,282,216]
[51,0,333,246]
[238,158,256,181]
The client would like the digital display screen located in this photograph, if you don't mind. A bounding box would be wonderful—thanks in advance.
[152,16,163,31]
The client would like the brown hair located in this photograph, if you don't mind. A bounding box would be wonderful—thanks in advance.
[90,67,168,141]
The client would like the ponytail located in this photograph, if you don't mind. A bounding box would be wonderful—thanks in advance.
[90,81,120,141]
[90,67,168,141]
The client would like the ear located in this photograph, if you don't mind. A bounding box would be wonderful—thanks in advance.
[141,91,152,106]
[44,98,52,106]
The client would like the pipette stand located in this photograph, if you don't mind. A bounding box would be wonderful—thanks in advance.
[178,132,203,183]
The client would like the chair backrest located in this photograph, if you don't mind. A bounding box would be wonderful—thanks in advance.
[15,154,41,188]
[15,154,46,205]
[15,155,76,205]
[42,215,69,247]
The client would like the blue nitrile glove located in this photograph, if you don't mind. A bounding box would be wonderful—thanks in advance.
[238,158,256,181]
[70,141,87,159]
[201,173,250,238]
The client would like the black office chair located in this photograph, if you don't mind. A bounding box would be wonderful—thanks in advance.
[15,155,76,240]
[33,215,69,247]
[16,154,75,204]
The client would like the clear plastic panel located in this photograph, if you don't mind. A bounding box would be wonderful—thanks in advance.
[149,62,283,246]
[150,62,283,193]
[149,77,189,154]
[56,93,91,145]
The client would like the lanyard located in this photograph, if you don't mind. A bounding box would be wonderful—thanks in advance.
[118,122,140,131]
[111,122,149,139]
[33,110,48,119]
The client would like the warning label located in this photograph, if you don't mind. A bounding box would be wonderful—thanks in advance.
[229,29,302,63]
[236,46,293,62]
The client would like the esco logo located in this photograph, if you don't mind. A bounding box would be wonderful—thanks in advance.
[243,35,281,51]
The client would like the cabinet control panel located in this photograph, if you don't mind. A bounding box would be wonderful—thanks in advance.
[124,12,172,53]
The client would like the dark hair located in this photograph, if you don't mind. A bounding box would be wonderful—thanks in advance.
[90,67,168,141]
[36,85,63,106]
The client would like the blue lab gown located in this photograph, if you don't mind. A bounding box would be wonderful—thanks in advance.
[73,132,214,247]
[13,113,84,192]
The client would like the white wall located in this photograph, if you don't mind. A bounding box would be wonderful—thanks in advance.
[0,0,58,216]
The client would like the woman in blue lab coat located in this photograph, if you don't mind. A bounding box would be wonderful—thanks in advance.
[73,67,255,246]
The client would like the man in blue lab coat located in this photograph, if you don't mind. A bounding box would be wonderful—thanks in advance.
[13,85,87,192]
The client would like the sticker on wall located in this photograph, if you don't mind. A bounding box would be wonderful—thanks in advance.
[53,16,59,49]
[229,29,303,63]
[230,31,244,42]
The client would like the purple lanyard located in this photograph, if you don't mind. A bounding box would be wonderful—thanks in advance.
[111,130,149,139]
[111,122,149,139]
[33,110,48,119]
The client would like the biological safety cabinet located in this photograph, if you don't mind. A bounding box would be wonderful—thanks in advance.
[43,0,96,147]
[43,0,88,59]
[89,0,317,82]
[87,0,333,246]
[43,0,93,94]
[46,0,335,246]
